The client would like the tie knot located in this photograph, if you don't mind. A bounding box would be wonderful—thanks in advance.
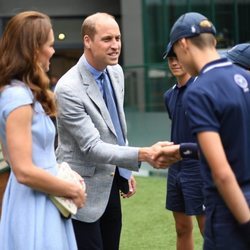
[99,72,108,85]
[99,70,107,78]
[98,73,104,80]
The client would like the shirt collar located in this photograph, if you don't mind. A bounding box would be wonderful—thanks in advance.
[200,58,232,75]
[174,77,194,89]
[82,55,106,80]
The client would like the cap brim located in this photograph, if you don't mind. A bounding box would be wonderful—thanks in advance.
[163,43,175,59]
[163,51,168,59]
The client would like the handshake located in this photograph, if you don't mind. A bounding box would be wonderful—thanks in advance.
[138,142,198,169]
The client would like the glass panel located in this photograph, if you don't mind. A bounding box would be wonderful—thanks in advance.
[144,0,165,63]
[214,0,235,48]
[143,0,167,111]
[142,0,250,111]
[167,0,190,24]
[238,0,250,43]
[189,0,212,16]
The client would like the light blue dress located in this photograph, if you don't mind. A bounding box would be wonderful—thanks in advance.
[0,80,77,250]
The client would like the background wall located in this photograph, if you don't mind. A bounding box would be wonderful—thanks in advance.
[0,0,120,16]
[121,0,146,111]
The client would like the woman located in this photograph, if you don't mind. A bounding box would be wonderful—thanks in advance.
[0,11,85,250]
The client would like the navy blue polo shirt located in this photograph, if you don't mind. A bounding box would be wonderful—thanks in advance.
[184,58,250,198]
[164,77,200,173]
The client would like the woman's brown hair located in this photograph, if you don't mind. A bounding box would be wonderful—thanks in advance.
[0,11,56,116]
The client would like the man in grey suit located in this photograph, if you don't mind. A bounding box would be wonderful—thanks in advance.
[55,12,178,250]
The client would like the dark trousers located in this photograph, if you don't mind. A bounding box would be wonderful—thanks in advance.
[72,172,122,250]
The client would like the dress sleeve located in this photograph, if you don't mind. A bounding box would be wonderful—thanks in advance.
[1,85,33,120]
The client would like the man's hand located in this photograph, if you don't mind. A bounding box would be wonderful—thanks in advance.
[152,143,181,168]
[120,175,136,198]
[139,142,181,169]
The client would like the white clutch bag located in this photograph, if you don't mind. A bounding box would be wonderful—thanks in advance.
[50,162,85,218]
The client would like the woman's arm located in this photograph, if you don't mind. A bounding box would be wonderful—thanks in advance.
[6,105,85,207]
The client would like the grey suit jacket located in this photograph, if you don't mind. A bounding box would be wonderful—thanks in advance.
[54,55,140,222]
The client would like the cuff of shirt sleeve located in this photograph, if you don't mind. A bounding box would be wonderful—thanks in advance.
[179,143,199,160]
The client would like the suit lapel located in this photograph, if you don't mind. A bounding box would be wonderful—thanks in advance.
[77,58,117,136]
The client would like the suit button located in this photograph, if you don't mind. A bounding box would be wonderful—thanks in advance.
[110,172,115,176]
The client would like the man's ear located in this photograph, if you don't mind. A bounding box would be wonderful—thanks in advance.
[214,38,217,47]
[83,35,90,49]
[178,38,188,51]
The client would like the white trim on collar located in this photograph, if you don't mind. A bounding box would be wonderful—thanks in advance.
[203,61,232,74]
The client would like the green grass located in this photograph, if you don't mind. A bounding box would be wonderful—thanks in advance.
[120,176,203,250]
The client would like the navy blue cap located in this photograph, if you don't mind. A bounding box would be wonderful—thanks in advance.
[163,42,176,58]
[163,12,216,59]
[226,43,250,69]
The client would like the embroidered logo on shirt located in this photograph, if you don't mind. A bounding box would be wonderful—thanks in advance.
[234,74,249,92]
[183,150,192,155]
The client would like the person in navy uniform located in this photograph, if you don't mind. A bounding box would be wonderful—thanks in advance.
[226,43,250,71]
[157,42,250,163]
[162,47,205,249]
[165,12,250,249]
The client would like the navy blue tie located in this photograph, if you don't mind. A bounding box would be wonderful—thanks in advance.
[99,72,132,180]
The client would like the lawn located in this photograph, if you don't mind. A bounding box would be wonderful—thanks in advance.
[120,176,203,250]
